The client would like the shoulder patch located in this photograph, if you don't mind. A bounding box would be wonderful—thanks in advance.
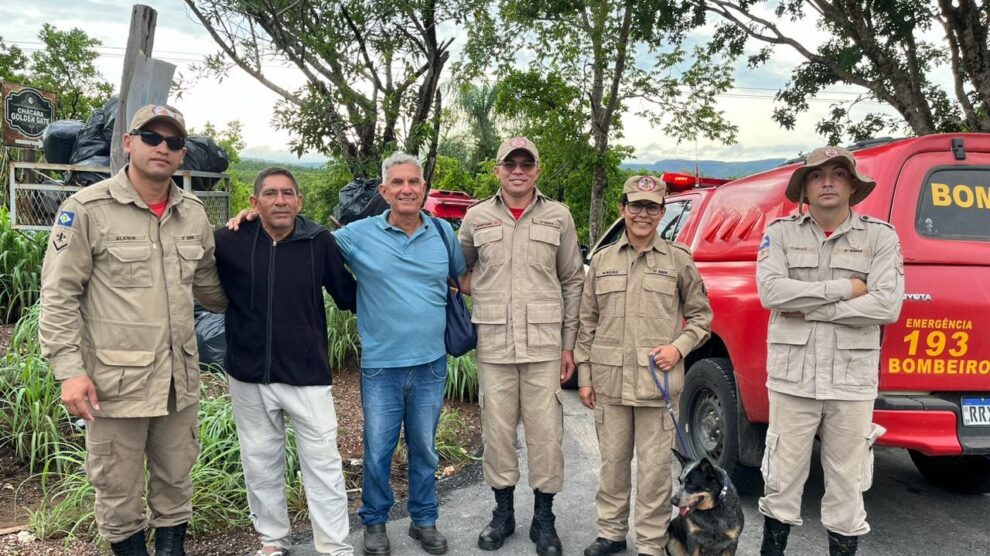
[55,210,75,228]
[759,233,770,250]
[51,228,74,252]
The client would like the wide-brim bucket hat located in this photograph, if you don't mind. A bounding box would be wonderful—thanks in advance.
[786,146,876,206]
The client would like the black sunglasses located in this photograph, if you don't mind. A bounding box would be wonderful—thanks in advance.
[129,130,186,151]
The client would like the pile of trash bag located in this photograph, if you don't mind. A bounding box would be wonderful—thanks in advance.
[333,177,387,226]
[38,97,230,190]
[193,302,226,372]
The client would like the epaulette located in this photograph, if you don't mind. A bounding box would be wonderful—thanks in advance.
[72,181,114,204]
[860,214,894,229]
[766,213,802,227]
[180,189,205,206]
[590,238,619,259]
[667,240,693,256]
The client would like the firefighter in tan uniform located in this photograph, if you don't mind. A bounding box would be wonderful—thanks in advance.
[575,176,712,556]
[756,146,904,556]
[459,137,584,556]
[39,105,227,556]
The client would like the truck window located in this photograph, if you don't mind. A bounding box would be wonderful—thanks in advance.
[916,167,990,241]
[659,200,693,241]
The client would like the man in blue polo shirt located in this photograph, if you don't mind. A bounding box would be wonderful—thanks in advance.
[333,152,466,556]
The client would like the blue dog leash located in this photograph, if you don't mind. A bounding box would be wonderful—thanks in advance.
[648,356,695,461]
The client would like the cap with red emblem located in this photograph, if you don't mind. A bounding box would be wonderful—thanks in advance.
[495,136,539,164]
[128,104,187,138]
[622,175,666,205]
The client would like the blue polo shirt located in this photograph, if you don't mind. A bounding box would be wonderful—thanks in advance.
[334,211,466,368]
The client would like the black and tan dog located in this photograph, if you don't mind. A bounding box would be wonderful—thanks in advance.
[666,454,744,556]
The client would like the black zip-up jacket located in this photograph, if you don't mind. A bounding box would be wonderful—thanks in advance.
[214,216,357,385]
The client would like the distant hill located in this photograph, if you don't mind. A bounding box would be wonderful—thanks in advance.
[239,157,325,169]
[622,158,789,179]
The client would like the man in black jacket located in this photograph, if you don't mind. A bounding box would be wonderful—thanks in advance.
[214,166,357,556]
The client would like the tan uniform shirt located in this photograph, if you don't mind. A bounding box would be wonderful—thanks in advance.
[575,233,712,406]
[459,189,585,363]
[39,168,227,418]
[757,211,904,401]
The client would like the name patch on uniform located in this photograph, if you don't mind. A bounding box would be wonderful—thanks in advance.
[51,228,73,252]
[56,210,75,228]
[474,220,501,231]
[109,234,147,242]
[645,268,675,277]
[532,219,560,229]
[598,270,625,277]
[177,234,200,241]
[787,245,814,252]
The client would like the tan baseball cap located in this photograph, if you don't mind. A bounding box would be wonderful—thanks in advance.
[786,146,876,206]
[496,136,539,164]
[622,175,666,205]
[129,104,187,138]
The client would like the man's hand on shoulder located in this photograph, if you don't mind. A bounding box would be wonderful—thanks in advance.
[61,375,99,422]
[226,209,257,231]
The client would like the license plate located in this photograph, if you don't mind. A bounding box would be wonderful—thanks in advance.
[961,397,990,426]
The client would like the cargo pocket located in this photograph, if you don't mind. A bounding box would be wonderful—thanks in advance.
[761,432,781,493]
[472,304,508,353]
[182,340,201,393]
[833,326,880,386]
[93,349,155,399]
[829,251,870,281]
[85,438,115,492]
[785,251,819,281]
[176,242,205,284]
[106,242,152,287]
[589,345,622,399]
[861,424,886,491]
[766,323,812,382]
[527,223,560,268]
[639,272,678,317]
[474,226,505,267]
[526,302,562,354]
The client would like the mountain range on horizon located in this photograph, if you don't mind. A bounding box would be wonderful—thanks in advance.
[621,157,790,179]
[239,156,792,179]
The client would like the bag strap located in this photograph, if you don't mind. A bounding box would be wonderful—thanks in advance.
[430,216,462,290]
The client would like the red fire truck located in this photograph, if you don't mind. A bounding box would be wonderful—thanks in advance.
[591,136,990,494]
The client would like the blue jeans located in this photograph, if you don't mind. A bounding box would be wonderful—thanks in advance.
[358,355,447,527]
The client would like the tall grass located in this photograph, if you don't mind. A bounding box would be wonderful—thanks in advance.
[325,294,360,371]
[0,206,47,324]
[445,353,479,403]
[435,408,476,462]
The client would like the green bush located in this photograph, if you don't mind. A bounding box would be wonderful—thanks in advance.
[325,294,360,371]
[435,408,476,462]
[0,206,48,324]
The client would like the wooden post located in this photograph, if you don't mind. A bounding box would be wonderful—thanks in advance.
[110,5,157,173]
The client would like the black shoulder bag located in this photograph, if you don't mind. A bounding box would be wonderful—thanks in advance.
[431,217,477,356]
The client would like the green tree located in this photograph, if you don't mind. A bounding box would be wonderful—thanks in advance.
[465,0,738,241]
[185,0,484,181]
[190,121,250,211]
[0,37,29,83]
[26,24,114,120]
[700,0,990,143]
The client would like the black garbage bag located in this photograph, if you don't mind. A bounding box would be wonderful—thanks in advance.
[180,136,230,191]
[100,96,119,144]
[194,302,226,372]
[70,96,119,164]
[333,177,387,226]
[67,156,111,186]
[43,120,83,164]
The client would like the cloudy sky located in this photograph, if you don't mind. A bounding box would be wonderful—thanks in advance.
[3,0,902,164]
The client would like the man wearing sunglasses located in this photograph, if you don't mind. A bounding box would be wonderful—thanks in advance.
[458,137,584,556]
[39,104,227,556]
[574,175,712,556]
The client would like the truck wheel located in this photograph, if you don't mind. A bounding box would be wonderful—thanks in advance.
[680,357,763,494]
[909,450,990,494]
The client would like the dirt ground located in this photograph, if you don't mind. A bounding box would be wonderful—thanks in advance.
[0,339,482,556]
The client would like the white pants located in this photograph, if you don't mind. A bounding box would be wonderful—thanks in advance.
[228,375,352,555]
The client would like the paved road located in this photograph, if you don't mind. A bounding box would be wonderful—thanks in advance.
[281,390,989,555]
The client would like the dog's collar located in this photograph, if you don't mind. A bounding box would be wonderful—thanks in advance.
[718,476,730,502]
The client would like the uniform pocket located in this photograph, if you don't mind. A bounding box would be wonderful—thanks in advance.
[85,438,115,491]
[595,273,627,317]
[106,242,152,287]
[829,252,870,281]
[766,323,812,382]
[527,223,560,268]
[589,345,622,399]
[634,348,684,402]
[182,340,201,392]
[786,251,819,281]
[861,424,886,492]
[833,326,880,386]
[761,431,781,492]
[176,242,205,284]
[471,303,508,354]
[93,349,155,400]
[639,273,677,317]
[526,302,562,354]
[474,226,505,267]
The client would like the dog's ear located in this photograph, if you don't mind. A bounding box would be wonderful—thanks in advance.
[672,448,692,468]
[699,457,718,480]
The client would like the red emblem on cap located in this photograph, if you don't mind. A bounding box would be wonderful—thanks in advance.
[637,177,657,191]
[509,137,528,148]
[823,147,840,158]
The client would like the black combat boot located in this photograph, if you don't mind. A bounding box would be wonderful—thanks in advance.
[760,516,791,556]
[529,489,562,556]
[364,523,391,556]
[478,486,516,550]
[154,523,187,556]
[827,530,859,556]
[110,529,149,556]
